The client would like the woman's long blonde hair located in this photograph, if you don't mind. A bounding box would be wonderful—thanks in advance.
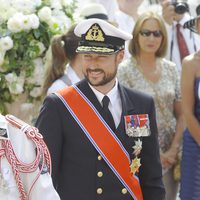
[129,11,168,58]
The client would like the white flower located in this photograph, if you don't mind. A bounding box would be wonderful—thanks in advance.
[29,14,40,29]
[5,72,25,95]
[12,84,23,94]
[12,0,36,14]
[60,0,68,7]
[3,8,18,23]
[0,51,5,66]
[47,18,59,31]
[8,13,40,31]
[36,42,46,55]
[22,15,33,30]
[52,9,72,32]
[51,0,62,9]
[29,40,46,57]
[33,0,42,7]
[0,0,10,9]
[5,72,18,83]
[30,86,42,98]
[27,58,44,85]
[38,6,52,23]
[0,2,17,24]
[9,82,24,94]
[0,36,13,52]
[7,12,25,32]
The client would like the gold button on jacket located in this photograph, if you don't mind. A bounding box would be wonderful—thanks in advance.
[97,155,102,160]
[97,188,103,194]
[97,171,103,177]
[121,188,127,194]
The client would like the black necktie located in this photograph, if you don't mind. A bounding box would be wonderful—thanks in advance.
[102,96,116,132]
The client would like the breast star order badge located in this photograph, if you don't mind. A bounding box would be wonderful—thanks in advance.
[130,139,142,174]
[132,139,142,156]
[130,158,141,174]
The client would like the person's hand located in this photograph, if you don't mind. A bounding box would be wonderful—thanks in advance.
[161,0,175,25]
[160,148,177,170]
[164,148,177,164]
[160,152,172,170]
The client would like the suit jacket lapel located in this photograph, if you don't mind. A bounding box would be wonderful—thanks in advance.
[115,84,137,138]
[118,83,136,117]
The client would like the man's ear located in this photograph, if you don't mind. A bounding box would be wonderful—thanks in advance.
[197,18,200,34]
[117,50,125,64]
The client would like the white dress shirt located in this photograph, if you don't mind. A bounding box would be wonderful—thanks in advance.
[89,79,122,128]
[165,13,200,72]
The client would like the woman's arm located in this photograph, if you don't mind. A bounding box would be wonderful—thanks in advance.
[181,56,200,145]
[161,101,184,168]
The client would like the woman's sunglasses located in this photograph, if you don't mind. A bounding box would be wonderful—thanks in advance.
[139,29,163,38]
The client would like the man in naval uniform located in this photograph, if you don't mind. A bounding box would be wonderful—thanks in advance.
[0,114,60,200]
[36,18,165,200]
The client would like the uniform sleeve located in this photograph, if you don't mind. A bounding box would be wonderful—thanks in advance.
[27,172,60,200]
[139,98,166,200]
[35,94,63,188]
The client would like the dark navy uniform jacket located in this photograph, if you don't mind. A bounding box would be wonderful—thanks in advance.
[36,79,165,200]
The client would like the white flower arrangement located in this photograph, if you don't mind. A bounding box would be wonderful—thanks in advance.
[0,0,77,114]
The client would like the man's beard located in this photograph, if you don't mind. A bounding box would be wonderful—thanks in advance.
[84,68,117,86]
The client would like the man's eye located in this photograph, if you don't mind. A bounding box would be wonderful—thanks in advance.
[84,55,92,59]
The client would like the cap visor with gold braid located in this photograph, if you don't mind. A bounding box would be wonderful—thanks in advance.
[74,18,132,54]
[184,4,200,33]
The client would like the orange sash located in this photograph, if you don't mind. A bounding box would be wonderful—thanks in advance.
[57,86,143,200]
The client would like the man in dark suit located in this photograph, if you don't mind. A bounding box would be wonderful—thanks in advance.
[36,18,165,200]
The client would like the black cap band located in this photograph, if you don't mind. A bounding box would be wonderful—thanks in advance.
[85,14,108,20]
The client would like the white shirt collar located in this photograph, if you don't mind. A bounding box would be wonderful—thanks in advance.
[174,13,192,26]
[88,79,119,106]
[88,79,122,127]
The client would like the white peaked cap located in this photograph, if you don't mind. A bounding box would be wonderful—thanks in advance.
[74,18,132,54]
[74,18,132,41]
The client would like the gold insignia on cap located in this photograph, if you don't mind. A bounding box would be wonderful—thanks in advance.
[85,24,105,42]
